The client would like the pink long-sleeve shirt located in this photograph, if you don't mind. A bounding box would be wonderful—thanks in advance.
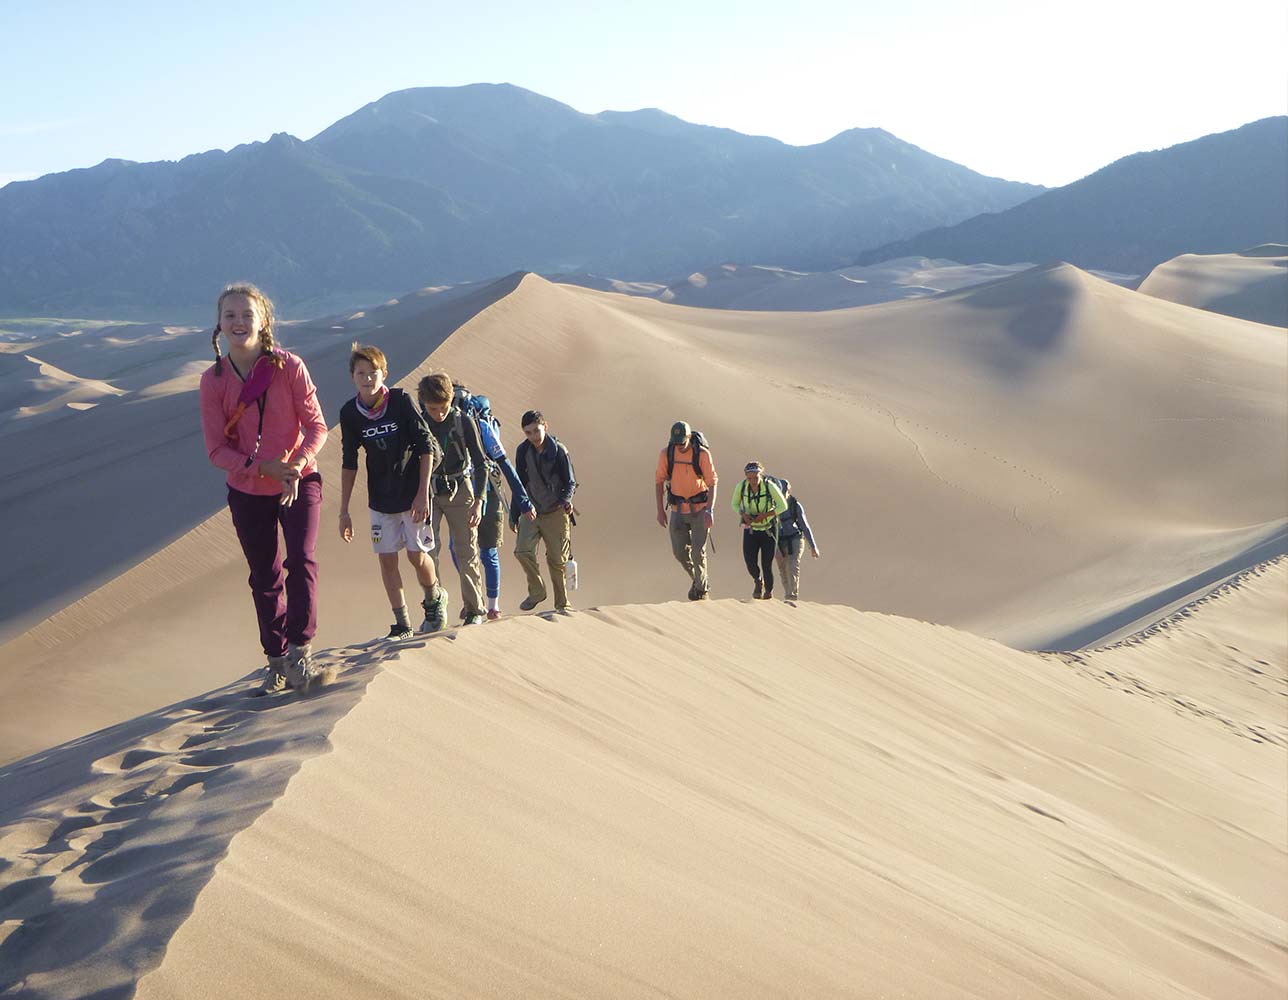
[200,350,328,496]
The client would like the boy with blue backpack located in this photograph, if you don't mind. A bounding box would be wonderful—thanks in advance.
[451,383,536,619]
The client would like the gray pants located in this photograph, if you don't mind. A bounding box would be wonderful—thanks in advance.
[669,510,711,595]
[776,534,803,601]
[431,481,484,615]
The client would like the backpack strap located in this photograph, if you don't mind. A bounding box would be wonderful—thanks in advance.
[449,409,472,473]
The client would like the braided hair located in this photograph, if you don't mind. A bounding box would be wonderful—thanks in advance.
[212,282,284,376]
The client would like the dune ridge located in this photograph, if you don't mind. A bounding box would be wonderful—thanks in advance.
[1,571,1282,999]
[1138,245,1288,328]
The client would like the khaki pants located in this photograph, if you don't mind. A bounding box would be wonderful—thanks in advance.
[515,509,571,608]
[668,510,711,596]
[776,534,803,601]
[431,482,484,614]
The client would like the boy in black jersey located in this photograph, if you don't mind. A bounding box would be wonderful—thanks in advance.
[338,344,448,638]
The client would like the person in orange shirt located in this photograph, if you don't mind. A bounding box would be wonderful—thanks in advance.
[655,421,718,600]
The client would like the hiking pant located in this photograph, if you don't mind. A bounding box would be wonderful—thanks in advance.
[431,482,484,615]
[743,529,776,593]
[227,473,322,657]
[776,533,803,601]
[452,495,504,600]
[515,508,571,609]
[668,509,711,595]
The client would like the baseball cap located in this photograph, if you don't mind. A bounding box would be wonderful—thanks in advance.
[669,420,691,444]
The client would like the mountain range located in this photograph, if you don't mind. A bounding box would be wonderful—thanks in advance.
[855,117,1288,275]
[0,83,1041,314]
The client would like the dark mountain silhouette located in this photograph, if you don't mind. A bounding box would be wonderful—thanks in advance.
[855,117,1288,275]
[0,83,1040,314]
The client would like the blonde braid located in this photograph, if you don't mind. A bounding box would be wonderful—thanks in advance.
[260,324,285,369]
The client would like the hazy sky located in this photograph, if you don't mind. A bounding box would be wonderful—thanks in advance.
[3,0,1284,190]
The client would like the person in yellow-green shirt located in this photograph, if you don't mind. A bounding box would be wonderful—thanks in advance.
[731,460,788,600]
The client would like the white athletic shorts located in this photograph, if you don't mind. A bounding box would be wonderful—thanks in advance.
[370,508,435,555]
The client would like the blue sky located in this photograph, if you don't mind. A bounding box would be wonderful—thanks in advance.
[3,0,1284,189]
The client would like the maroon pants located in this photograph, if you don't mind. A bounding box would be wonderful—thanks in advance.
[227,473,322,657]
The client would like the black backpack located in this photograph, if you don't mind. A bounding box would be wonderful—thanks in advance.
[666,430,709,480]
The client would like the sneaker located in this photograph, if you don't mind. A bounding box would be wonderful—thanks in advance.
[420,586,448,633]
[254,655,289,696]
[463,612,486,625]
[752,579,763,600]
[486,609,501,622]
[519,594,545,612]
[285,643,317,689]
[696,590,710,600]
[385,622,414,641]
[556,605,574,615]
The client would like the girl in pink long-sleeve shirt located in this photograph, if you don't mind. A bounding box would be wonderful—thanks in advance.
[199,283,327,695]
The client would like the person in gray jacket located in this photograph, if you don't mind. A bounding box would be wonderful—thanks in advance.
[774,479,819,602]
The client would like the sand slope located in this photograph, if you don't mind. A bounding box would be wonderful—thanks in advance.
[1,568,1283,999]
[1,263,1284,765]
[1137,245,1288,328]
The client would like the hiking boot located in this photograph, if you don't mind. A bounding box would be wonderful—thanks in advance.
[519,594,545,612]
[420,586,448,633]
[486,609,501,622]
[285,643,317,689]
[752,579,763,600]
[762,588,774,601]
[254,655,289,696]
[463,612,486,625]
[385,622,414,641]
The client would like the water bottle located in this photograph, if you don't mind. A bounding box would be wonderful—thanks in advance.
[564,557,579,591]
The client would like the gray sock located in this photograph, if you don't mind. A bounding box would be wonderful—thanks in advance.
[394,604,411,629]
[423,583,441,602]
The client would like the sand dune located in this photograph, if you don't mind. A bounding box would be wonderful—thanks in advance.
[1138,245,1288,328]
[0,353,128,422]
[1,262,1284,765]
[2,562,1283,998]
